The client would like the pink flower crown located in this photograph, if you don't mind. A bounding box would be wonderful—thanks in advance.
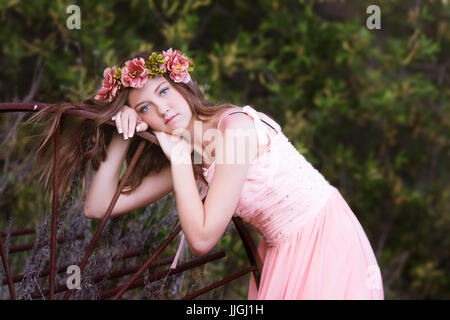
[94,48,194,102]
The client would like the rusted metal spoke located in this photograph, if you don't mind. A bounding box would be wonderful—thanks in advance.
[0,103,159,145]
[7,233,85,254]
[232,217,263,289]
[3,248,143,285]
[62,139,147,300]
[112,224,182,300]
[29,256,176,299]
[49,116,62,300]
[181,266,256,300]
[0,228,35,237]
[102,250,226,299]
[0,235,16,299]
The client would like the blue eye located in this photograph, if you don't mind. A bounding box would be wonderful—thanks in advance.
[139,88,167,113]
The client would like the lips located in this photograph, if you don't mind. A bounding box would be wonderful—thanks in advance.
[165,114,178,124]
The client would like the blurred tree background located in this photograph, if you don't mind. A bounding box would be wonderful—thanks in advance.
[0,0,449,299]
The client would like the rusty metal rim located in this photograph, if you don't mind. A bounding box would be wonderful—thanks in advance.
[0,103,264,300]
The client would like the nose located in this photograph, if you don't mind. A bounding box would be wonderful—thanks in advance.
[156,104,171,118]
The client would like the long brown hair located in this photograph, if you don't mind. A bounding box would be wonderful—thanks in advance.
[26,49,236,209]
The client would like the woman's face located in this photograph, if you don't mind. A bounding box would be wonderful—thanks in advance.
[127,76,193,133]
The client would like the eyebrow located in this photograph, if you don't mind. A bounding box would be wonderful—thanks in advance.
[133,80,168,110]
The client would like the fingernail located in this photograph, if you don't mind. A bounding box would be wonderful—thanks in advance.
[129,133,133,138]
[111,116,115,121]
[118,129,122,134]
[124,134,128,139]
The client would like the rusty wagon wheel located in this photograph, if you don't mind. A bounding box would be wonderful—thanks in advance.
[0,103,263,300]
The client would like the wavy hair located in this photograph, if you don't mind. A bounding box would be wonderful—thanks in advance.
[26,50,236,210]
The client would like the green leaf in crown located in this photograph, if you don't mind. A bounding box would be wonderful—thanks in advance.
[145,52,166,78]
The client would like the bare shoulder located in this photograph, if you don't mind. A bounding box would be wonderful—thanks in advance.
[217,107,255,131]
[216,108,261,162]
[218,106,281,133]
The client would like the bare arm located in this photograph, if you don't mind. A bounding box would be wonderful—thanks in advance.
[169,113,255,256]
[83,131,131,218]
[84,105,173,219]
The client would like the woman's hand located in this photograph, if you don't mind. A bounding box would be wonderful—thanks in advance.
[153,130,193,164]
[111,105,148,139]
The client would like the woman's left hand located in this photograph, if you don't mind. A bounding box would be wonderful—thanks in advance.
[153,130,193,164]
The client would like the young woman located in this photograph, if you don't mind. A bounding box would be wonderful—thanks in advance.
[30,48,384,300]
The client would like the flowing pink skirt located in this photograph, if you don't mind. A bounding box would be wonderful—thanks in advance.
[248,186,384,300]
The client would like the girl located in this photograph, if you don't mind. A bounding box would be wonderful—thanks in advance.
[29,48,384,300]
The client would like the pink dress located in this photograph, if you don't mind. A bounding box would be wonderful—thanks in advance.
[197,105,384,300]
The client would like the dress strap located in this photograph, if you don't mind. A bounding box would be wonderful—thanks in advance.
[170,232,185,270]
[216,105,279,146]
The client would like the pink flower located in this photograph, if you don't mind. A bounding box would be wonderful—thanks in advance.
[120,58,149,88]
[163,48,192,83]
[95,67,120,102]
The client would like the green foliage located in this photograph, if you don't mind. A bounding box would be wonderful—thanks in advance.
[1,0,449,299]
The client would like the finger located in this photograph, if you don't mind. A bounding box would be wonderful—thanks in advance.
[128,115,136,138]
[136,120,148,132]
[115,113,122,134]
[122,113,129,139]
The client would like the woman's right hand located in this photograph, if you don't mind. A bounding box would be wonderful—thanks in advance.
[111,105,148,139]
